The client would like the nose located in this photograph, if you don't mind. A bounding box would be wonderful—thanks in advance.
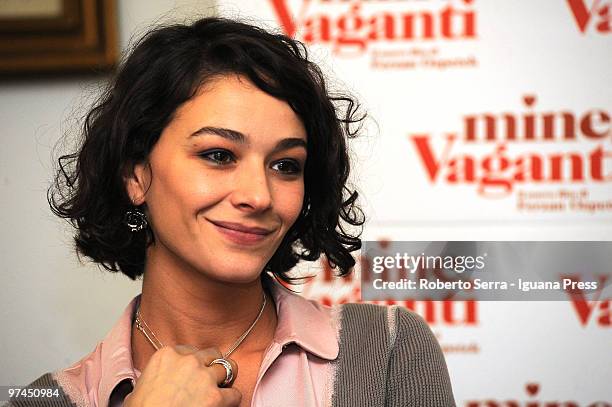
[230,160,273,212]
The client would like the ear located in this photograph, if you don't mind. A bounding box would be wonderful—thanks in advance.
[123,162,149,206]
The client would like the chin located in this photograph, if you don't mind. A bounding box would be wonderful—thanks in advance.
[205,264,266,285]
[217,273,263,286]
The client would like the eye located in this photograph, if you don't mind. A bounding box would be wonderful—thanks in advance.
[272,159,302,175]
[199,149,235,165]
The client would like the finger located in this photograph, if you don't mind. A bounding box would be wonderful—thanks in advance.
[172,344,199,355]
[194,348,223,366]
[219,387,242,407]
[173,345,224,368]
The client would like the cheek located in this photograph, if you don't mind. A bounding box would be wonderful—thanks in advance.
[147,161,227,216]
[273,181,305,226]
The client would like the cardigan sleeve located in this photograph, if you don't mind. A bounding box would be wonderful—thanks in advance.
[385,306,456,407]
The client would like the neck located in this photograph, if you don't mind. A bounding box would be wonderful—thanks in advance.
[131,245,278,372]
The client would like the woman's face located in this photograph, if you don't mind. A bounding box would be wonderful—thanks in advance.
[126,75,307,284]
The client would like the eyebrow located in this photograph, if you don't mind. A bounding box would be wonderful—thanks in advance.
[189,126,307,153]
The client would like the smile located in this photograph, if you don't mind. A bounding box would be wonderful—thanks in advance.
[209,220,274,246]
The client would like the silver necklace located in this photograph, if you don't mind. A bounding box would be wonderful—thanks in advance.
[134,291,267,359]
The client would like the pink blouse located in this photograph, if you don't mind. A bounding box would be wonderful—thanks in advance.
[51,279,341,407]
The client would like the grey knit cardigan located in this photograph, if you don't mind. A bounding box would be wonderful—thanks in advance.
[3,304,456,406]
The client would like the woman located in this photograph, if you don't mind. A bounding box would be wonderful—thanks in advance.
[7,17,455,407]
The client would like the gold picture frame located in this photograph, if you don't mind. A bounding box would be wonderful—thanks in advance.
[0,0,118,75]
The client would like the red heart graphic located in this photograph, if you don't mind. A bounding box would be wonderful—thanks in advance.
[523,95,536,106]
[379,239,391,249]
[526,383,539,396]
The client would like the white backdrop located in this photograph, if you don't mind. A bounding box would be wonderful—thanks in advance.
[217,0,612,404]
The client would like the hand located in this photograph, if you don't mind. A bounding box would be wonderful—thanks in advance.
[124,345,241,407]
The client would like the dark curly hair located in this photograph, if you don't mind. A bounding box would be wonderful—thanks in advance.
[48,16,365,284]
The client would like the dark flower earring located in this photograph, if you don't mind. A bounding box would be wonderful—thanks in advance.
[124,207,148,232]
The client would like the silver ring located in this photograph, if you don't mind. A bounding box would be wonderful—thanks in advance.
[208,358,234,387]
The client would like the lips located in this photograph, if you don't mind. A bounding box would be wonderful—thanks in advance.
[209,220,274,235]
[209,219,275,246]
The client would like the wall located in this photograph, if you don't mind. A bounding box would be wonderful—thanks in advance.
[0,0,216,386]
